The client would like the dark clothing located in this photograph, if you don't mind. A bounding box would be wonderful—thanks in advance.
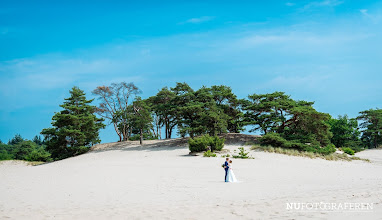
[224,161,229,182]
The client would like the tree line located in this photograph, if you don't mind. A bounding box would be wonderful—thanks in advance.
[1,82,381,162]
[93,82,382,152]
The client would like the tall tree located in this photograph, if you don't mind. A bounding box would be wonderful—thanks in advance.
[8,134,24,145]
[147,87,177,139]
[243,91,332,147]
[130,97,153,145]
[32,135,44,145]
[92,82,140,141]
[327,115,361,151]
[357,109,382,148]
[41,87,105,160]
[210,85,244,133]
[171,82,198,137]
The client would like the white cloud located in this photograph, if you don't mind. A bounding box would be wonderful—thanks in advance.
[302,0,343,10]
[181,16,215,24]
[285,2,295,6]
[360,9,368,15]
[360,9,382,24]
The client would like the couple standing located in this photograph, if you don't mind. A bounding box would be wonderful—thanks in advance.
[223,157,237,182]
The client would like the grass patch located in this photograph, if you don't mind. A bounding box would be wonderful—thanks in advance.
[203,150,217,157]
[233,147,254,159]
[27,161,46,166]
[251,145,370,162]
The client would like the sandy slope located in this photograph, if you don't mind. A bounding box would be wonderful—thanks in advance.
[1,139,382,220]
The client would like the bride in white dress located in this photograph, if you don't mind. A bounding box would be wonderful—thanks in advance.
[226,160,238,182]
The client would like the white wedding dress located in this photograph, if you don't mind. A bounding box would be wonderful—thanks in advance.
[226,164,238,182]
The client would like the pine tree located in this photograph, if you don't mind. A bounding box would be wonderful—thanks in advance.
[41,87,105,160]
[357,109,382,148]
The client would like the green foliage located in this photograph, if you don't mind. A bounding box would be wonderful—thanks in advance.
[260,133,335,155]
[32,135,44,145]
[203,150,217,157]
[8,134,24,145]
[0,139,52,162]
[254,145,368,162]
[0,146,13,160]
[357,109,382,149]
[168,83,243,138]
[210,135,225,151]
[12,140,36,160]
[188,135,225,152]
[243,92,332,148]
[41,86,105,160]
[130,97,154,144]
[343,147,355,155]
[188,135,212,152]
[93,82,141,142]
[147,87,177,139]
[24,147,52,162]
[233,147,252,159]
[129,133,158,141]
[328,115,362,152]
[318,144,336,155]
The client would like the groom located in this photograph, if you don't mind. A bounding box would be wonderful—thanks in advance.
[223,157,229,182]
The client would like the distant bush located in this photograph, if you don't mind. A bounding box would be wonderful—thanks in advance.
[12,141,36,160]
[260,133,289,148]
[203,150,216,157]
[343,147,355,155]
[260,133,336,155]
[25,148,52,162]
[188,135,225,153]
[129,133,158,141]
[0,139,52,162]
[0,149,13,160]
[210,135,225,151]
[189,135,211,152]
[233,147,253,159]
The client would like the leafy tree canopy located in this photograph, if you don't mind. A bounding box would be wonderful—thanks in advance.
[41,86,105,160]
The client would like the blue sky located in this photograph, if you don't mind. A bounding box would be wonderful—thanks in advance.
[1,0,382,143]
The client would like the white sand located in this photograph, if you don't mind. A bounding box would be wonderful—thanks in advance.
[1,140,382,220]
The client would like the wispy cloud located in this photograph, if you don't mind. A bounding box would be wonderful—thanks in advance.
[285,2,295,7]
[181,16,215,24]
[360,9,382,24]
[301,0,343,10]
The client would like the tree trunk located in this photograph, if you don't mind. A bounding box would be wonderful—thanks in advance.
[140,128,143,145]
[113,122,122,142]
[165,120,168,139]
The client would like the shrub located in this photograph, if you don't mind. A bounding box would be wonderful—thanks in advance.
[188,135,225,153]
[260,133,306,150]
[12,141,36,160]
[129,133,158,141]
[189,135,211,152]
[261,133,337,155]
[233,147,252,159]
[260,133,288,148]
[210,136,225,151]
[25,148,52,162]
[0,149,13,160]
[203,150,216,157]
[343,147,355,155]
[304,144,336,155]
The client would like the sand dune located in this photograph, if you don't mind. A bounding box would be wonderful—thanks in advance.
[1,138,381,219]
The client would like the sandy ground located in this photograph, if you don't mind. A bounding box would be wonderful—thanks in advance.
[1,139,382,220]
